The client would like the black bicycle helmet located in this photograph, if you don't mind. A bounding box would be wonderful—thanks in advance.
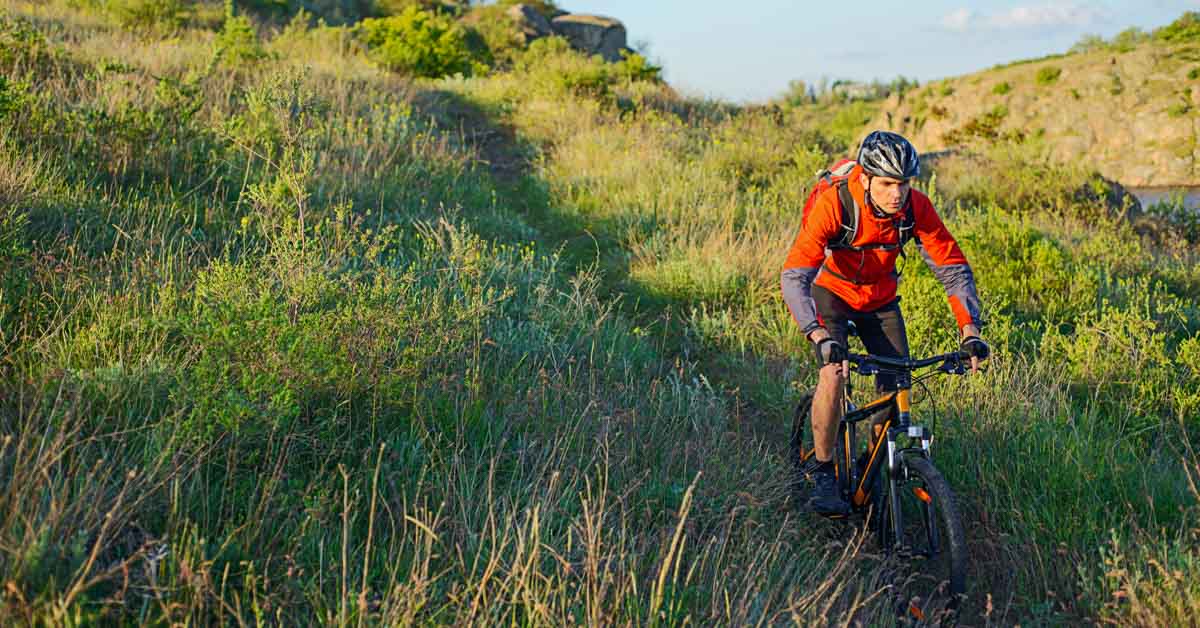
[857,131,920,179]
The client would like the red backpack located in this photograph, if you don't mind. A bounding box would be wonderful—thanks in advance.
[801,159,915,252]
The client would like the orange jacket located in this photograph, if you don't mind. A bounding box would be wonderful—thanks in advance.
[781,166,982,333]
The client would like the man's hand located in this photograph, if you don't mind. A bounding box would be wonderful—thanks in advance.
[809,327,849,376]
[960,324,989,373]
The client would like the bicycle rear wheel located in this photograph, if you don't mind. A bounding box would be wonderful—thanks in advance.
[789,390,818,483]
[882,455,968,623]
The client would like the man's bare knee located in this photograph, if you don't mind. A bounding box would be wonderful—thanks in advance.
[817,363,843,388]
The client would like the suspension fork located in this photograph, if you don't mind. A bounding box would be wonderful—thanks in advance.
[887,389,913,549]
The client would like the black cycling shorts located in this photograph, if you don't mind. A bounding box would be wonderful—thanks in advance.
[812,284,911,392]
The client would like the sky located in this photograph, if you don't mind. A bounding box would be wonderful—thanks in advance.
[554,1,1200,103]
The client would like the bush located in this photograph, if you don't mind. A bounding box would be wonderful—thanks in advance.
[1110,27,1149,52]
[942,106,1021,145]
[1036,66,1062,85]
[614,49,662,83]
[1069,33,1107,55]
[215,1,268,65]
[357,6,485,78]
[513,36,613,98]
[107,0,184,33]
[992,81,1012,95]
[493,0,560,17]
[1155,11,1200,43]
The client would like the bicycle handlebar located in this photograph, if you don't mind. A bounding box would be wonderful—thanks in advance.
[847,351,970,372]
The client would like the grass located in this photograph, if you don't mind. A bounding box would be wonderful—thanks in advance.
[1,1,1198,625]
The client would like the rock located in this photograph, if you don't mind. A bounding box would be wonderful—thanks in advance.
[869,44,1200,186]
[550,14,628,62]
[506,4,554,41]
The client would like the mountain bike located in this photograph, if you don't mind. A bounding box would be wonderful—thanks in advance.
[790,348,971,622]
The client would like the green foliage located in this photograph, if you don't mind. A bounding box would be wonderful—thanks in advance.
[357,6,485,77]
[938,82,955,96]
[1168,101,1193,117]
[3,2,1200,625]
[1069,33,1107,54]
[493,0,560,17]
[215,1,269,65]
[1109,72,1124,95]
[614,49,662,83]
[1070,26,1150,54]
[1110,26,1149,51]
[1190,66,1200,80]
[106,0,184,33]
[0,76,23,119]
[461,4,524,67]
[1155,11,1200,43]
[992,81,1012,95]
[942,105,1022,145]
[1036,65,1062,85]
[375,0,463,16]
[508,36,661,99]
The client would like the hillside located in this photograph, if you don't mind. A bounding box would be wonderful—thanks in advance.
[1,1,1198,625]
[871,24,1200,186]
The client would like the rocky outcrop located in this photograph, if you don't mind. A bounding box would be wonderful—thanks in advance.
[505,4,630,62]
[870,43,1200,186]
[549,14,628,62]
[506,4,554,41]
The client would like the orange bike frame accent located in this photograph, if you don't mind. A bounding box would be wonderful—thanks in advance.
[849,390,910,507]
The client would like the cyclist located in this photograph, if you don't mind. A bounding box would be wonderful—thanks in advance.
[781,131,990,515]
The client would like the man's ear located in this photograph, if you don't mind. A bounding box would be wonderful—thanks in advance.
[858,172,870,190]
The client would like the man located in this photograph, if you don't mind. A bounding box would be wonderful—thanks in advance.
[781,131,990,515]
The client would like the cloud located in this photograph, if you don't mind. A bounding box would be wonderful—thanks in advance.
[941,8,974,31]
[941,4,1105,32]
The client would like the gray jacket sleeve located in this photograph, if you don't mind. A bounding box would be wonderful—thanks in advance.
[917,244,983,328]
[781,266,822,334]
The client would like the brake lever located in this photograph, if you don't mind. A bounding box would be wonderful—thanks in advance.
[939,358,967,375]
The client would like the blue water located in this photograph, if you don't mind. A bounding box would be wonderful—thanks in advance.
[1128,187,1200,211]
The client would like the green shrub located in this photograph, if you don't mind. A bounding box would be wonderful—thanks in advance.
[1168,102,1192,117]
[375,0,462,15]
[513,36,613,97]
[462,4,524,67]
[215,1,268,65]
[1189,66,1200,80]
[942,105,1021,145]
[1109,73,1124,95]
[939,83,954,96]
[357,6,485,78]
[0,76,22,119]
[614,49,662,83]
[1110,27,1149,52]
[1036,66,1062,85]
[1155,11,1200,43]
[1069,33,1107,55]
[107,0,184,33]
[992,81,1011,95]
[493,0,560,17]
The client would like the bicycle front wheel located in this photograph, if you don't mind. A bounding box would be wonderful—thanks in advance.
[882,455,968,622]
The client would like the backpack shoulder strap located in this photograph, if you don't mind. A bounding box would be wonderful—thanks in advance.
[833,180,859,248]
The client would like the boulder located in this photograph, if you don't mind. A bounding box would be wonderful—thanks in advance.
[506,4,554,41]
[550,14,628,62]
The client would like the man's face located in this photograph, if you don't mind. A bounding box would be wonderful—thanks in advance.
[860,173,911,215]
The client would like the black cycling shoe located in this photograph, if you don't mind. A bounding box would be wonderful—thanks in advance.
[809,468,851,516]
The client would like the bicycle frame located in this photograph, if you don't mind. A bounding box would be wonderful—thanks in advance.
[836,380,933,513]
